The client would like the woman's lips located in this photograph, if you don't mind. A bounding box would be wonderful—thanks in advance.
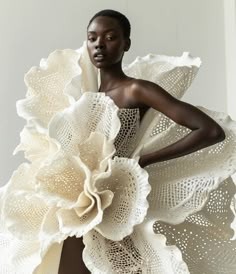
[94,53,106,61]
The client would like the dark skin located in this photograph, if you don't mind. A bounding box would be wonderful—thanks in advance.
[59,16,225,274]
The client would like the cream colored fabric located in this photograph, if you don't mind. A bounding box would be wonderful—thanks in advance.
[0,42,236,274]
[0,92,151,273]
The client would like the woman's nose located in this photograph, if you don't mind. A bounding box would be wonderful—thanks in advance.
[95,38,105,49]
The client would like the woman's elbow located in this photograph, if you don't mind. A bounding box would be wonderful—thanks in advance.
[208,124,226,144]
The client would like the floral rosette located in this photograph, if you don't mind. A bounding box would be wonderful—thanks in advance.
[0,46,153,273]
[0,43,203,273]
[3,42,236,273]
[0,91,151,273]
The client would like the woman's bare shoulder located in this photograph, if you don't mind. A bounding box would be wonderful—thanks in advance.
[130,78,158,90]
[128,78,166,106]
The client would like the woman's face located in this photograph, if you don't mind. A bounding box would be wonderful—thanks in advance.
[87,16,129,69]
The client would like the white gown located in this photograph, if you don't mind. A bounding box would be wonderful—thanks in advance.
[0,42,236,274]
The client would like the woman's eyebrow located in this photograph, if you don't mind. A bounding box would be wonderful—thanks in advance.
[87,28,116,34]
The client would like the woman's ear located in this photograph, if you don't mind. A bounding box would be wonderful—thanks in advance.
[124,38,131,52]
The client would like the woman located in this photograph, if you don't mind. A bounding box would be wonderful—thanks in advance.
[1,9,236,274]
[86,10,225,165]
[59,9,227,274]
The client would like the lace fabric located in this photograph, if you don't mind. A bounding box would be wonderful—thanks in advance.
[0,42,236,274]
[114,108,140,158]
[154,177,236,274]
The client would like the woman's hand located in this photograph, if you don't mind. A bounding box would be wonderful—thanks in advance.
[138,155,147,168]
[138,155,151,168]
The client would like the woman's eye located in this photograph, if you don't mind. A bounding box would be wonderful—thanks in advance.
[88,37,95,42]
[106,36,113,41]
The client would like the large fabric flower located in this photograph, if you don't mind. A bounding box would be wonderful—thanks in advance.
[0,44,204,274]
[0,92,151,273]
[2,42,236,274]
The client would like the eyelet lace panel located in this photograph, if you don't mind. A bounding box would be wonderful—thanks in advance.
[131,108,236,224]
[1,43,236,274]
[83,224,189,274]
[153,177,236,274]
[114,108,140,158]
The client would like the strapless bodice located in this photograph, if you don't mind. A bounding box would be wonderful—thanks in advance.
[114,108,140,158]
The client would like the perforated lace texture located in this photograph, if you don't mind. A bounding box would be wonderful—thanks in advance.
[17,50,81,130]
[48,92,121,156]
[153,178,236,274]
[114,108,140,158]
[83,227,189,274]
[123,53,201,99]
[135,108,236,224]
[0,93,151,274]
[1,44,236,274]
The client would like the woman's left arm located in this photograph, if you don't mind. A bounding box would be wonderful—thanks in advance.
[132,80,226,168]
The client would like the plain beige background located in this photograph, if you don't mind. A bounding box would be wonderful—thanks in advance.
[0,0,235,185]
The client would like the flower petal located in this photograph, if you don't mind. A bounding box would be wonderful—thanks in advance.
[83,223,189,274]
[13,126,60,163]
[64,42,99,102]
[57,206,103,238]
[2,191,50,240]
[49,92,120,156]
[94,157,151,241]
[124,52,201,100]
[4,163,37,193]
[39,207,65,244]
[17,49,81,130]
[78,131,115,172]
[36,155,89,208]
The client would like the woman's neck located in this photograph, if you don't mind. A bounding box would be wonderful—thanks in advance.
[99,62,129,92]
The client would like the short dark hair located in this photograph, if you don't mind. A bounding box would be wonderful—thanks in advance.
[88,9,131,39]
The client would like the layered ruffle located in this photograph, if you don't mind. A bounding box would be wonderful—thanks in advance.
[1,42,236,274]
[1,92,151,273]
[132,107,236,224]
